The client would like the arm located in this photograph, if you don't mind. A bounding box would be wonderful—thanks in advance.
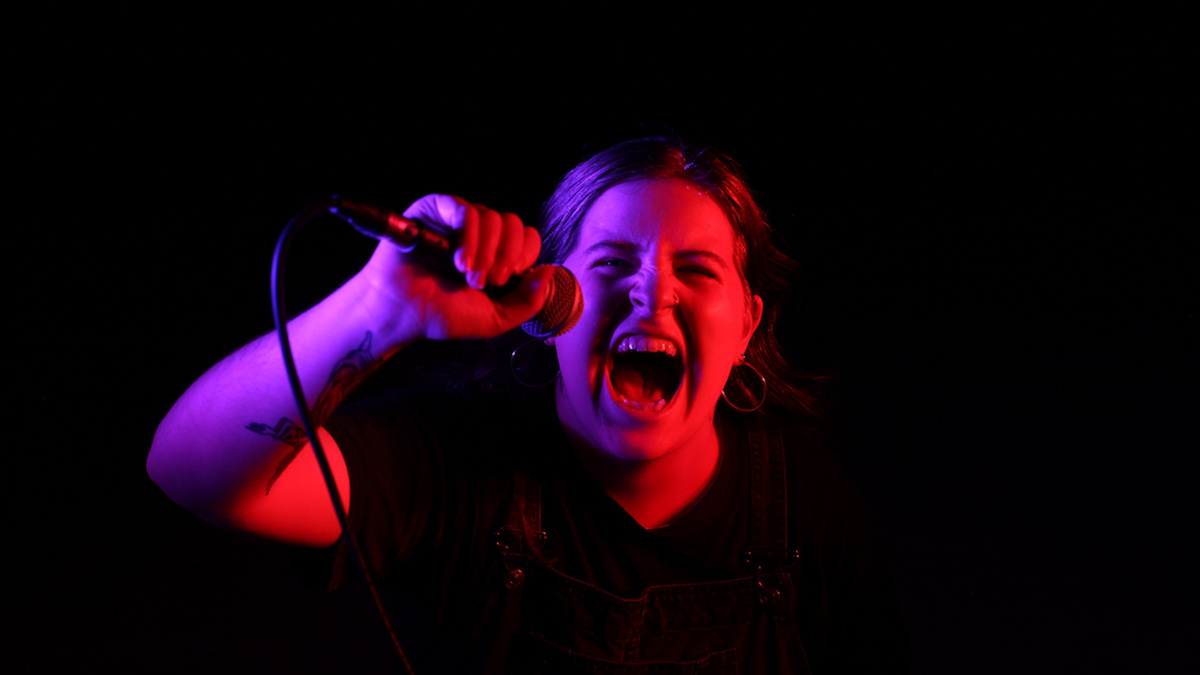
[147,194,551,548]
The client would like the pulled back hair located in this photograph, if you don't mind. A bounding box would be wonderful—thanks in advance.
[539,135,823,420]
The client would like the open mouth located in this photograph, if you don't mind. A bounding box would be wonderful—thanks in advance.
[607,336,684,412]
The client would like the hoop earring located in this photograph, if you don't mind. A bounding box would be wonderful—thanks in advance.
[722,358,767,412]
[510,338,559,388]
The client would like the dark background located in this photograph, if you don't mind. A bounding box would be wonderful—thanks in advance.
[9,21,1196,674]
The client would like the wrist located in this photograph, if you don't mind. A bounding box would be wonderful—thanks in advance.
[341,268,423,355]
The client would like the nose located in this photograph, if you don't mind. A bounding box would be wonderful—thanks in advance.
[629,268,679,314]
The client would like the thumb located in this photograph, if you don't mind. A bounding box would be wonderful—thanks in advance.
[491,264,559,332]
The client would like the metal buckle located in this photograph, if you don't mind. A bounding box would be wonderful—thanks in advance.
[743,548,800,606]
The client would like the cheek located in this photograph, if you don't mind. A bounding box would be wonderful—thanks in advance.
[575,280,627,348]
[554,315,606,387]
[555,331,591,371]
[690,297,751,374]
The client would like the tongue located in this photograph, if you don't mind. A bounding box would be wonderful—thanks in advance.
[611,361,667,403]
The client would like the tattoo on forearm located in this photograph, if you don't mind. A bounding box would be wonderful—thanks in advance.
[245,417,307,449]
[247,331,377,494]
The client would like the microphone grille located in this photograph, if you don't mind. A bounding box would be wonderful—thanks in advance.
[521,265,583,338]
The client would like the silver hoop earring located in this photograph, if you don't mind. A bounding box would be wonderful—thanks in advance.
[721,359,767,412]
[510,338,559,388]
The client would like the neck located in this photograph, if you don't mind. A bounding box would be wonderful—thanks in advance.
[565,423,722,530]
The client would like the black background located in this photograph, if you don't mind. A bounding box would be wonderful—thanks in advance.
[8,18,1196,674]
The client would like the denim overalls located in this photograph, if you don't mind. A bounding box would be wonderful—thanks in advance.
[472,425,810,674]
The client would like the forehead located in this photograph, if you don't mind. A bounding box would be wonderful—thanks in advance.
[573,179,738,257]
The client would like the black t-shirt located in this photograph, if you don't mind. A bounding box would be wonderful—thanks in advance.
[304,387,910,672]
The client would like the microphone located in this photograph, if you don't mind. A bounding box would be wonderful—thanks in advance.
[328,197,583,338]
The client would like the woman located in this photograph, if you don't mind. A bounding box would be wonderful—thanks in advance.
[148,136,910,672]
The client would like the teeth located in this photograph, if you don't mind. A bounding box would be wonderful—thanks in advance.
[609,335,679,413]
[615,394,668,412]
[615,336,678,356]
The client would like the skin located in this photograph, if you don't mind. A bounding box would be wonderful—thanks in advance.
[148,195,551,547]
[147,181,758,541]
[550,179,763,528]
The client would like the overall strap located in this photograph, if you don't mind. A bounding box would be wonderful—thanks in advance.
[493,471,547,592]
[743,422,800,605]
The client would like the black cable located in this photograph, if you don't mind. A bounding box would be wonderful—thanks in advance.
[271,198,415,674]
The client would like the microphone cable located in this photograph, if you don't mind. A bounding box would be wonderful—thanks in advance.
[271,197,415,674]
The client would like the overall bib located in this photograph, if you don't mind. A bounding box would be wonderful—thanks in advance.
[482,426,811,674]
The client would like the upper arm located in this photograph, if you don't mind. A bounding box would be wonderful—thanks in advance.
[219,426,351,548]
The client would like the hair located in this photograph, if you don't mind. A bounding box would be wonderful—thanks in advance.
[537,134,824,421]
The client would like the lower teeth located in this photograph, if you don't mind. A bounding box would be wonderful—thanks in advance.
[618,395,666,411]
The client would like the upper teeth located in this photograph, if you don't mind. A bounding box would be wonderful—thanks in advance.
[616,336,678,356]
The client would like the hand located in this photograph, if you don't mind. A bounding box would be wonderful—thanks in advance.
[358,194,552,343]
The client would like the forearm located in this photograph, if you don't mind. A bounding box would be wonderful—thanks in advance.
[147,269,414,522]
[148,196,546,541]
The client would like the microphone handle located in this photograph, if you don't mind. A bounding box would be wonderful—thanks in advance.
[328,197,580,337]
[330,198,460,274]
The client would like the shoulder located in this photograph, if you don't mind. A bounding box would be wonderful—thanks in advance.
[743,413,881,554]
[755,416,912,670]
[743,412,854,495]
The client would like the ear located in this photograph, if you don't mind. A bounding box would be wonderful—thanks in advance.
[740,294,764,354]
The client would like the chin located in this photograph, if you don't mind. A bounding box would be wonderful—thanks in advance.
[594,394,714,464]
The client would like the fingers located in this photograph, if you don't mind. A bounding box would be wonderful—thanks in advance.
[484,212,518,286]
[489,263,556,331]
[517,225,542,272]
[471,207,502,289]
[402,194,476,274]
[403,194,540,290]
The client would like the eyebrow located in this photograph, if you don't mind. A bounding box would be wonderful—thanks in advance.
[582,240,639,256]
[582,240,732,271]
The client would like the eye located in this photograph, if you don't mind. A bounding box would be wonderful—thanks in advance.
[678,265,718,280]
[593,257,635,272]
